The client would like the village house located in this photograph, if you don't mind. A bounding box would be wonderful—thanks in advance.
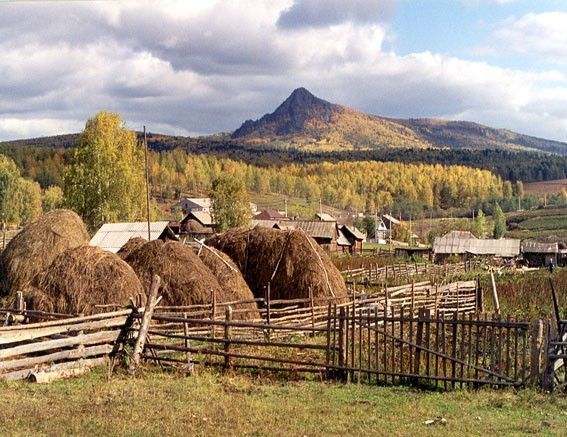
[180,211,216,240]
[521,241,559,267]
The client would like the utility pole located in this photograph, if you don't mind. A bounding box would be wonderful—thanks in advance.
[319,198,323,216]
[144,126,151,241]
[284,198,288,218]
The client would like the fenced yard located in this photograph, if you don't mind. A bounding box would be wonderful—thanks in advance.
[0,278,565,393]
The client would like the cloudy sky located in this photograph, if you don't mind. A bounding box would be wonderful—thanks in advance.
[1,0,566,142]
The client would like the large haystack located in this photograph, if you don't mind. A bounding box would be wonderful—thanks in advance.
[117,237,147,260]
[0,209,90,295]
[27,245,145,315]
[206,227,348,304]
[124,240,258,319]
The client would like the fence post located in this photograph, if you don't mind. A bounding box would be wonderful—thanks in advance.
[325,302,332,379]
[224,306,233,371]
[182,311,193,374]
[476,276,484,313]
[265,283,271,341]
[412,307,429,386]
[529,319,544,387]
[338,307,347,382]
[309,286,315,336]
[210,289,217,339]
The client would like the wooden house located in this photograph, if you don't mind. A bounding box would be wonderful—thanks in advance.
[180,211,217,240]
[521,241,558,267]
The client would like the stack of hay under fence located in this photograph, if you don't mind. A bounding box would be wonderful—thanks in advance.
[206,227,348,304]
[117,236,147,260]
[25,245,145,315]
[123,240,259,320]
[0,209,90,296]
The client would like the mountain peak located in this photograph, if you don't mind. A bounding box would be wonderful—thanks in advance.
[232,88,336,139]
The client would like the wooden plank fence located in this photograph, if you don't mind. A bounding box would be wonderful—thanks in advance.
[0,308,136,382]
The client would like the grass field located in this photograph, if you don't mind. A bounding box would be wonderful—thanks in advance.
[506,207,567,241]
[1,368,566,436]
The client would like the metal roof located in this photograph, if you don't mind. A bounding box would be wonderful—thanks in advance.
[315,212,336,222]
[433,230,520,257]
[286,221,337,240]
[521,240,559,254]
[433,231,477,254]
[89,221,171,253]
[466,239,520,257]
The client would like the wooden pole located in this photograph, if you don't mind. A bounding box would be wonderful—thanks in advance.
[143,126,151,241]
[128,274,161,375]
[211,289,217,339]
[529,319,544,387]
[266,283,271,341]
[338,307,346,382]
[224,306,233,370]
[489,269,500,315]
[182,311,193,374]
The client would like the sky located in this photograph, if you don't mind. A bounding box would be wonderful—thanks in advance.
[0,0,566,142]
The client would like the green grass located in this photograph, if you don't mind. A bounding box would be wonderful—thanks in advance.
[517,216,567,231]
[0,368,566,436]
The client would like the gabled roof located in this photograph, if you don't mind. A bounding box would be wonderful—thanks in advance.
[433,231,477,254]
[340,225,365,241]
[252,219,279,229]
[315,212,336,222]
[286,221,337,240]
[336,228,351,246]
[90,221,172,253]
[254,208,286,220]
[521,241,559,254]
[186,198,211,209]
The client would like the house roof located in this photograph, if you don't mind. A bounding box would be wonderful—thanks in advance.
[252,219,279,229]
[521,241,559,254]
[433,231,477,254]
[382,214,401,226]
[181,211,215,226]
[315,212,336,222]
[286,221,337,240]
[466,239,520,257]
[340,225,365,241]
[336,228,351,246]
[254,208,286,220]
[186,198,211,209]
[90,221,172,253]
[433,230,519,257]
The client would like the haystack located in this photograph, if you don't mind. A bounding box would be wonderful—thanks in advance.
[0,209,89,295]
[206,227,348,304]
[123,240,259,319]
[117,237,147,260]
[26,245,145,315]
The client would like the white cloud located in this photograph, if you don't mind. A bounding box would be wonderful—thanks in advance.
[0,0,565,144]
[493,12,567,63]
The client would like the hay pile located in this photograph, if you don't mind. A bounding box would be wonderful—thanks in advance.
[123,240,258,319]
[206,227,347,303]
[27,245,145,315]
[0,209,90,295]
[117,237,147,260]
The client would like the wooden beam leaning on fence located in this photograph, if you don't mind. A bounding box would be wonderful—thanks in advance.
[128,275,162,376]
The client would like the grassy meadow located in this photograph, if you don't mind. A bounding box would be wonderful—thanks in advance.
[1,368,566,436]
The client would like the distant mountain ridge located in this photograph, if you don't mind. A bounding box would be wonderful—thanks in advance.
[232,88,567,155]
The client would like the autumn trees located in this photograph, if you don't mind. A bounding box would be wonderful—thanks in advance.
[210,174,252,232]
[64,112,146,231]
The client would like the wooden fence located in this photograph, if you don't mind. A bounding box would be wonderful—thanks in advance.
[343,262,475,285]
[0,308,134,382]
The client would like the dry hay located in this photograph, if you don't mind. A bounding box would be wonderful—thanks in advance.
[123,240,258,319]
[26,245,145,315]
[117,237,147,260]
[0,209,89,295]
[206,227,348,304]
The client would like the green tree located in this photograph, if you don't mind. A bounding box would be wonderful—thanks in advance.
[64,112,146,231]
[210,174,252,232]
[43,185,64,211]
[473,209,486,238]
[492,204,506,238]
[17,179,42,225]
[0,155,23,228]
